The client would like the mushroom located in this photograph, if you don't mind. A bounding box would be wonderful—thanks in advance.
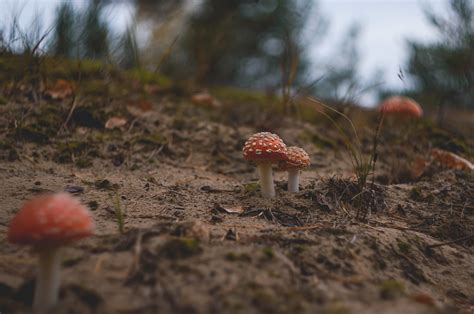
[243,132,288,198]
[7,193,93,312]
[378,96,423,117]
[279,146,311,192]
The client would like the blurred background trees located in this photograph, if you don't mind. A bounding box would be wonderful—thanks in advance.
[134,0,320,91]
[49,0,109,59]
[2,0,473,118]
[379,0,473,123]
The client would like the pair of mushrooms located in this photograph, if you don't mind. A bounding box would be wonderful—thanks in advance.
[243,132,310,198]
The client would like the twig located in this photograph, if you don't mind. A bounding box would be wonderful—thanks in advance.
[427,235,474,248]
[287,223,327,232]
[58,95,78,134]
[127,230,143,278]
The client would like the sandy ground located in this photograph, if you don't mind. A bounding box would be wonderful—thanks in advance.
[0,81,473,314]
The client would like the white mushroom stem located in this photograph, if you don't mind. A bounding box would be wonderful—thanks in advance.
[287,169,300,192]
[34,247,61,312]
[257,163,275,198]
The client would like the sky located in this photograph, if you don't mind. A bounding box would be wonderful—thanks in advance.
[315,0,446,105]
[1,0,449,106]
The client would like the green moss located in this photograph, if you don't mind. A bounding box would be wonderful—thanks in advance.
[243,182,260,193]
[0,140,18,161]
[80,80,108,96]
[0,140,11,150]
[45,57,106,79]
[54,141,96,164]
[322,301,351,314]
[171,116,187,130]
[262,247,274,259]
[134,133,167,146]
[56,141,91,154]
[225,252,252,262]
[75,158,92,168]
[397,240,411,254]
[210,86,271,106]
[94,179,119,191]
[125,68,172,87]
[380,280,405,299]
[293,244,308,254]
[159,237,202,259]
[31,104,64,135]
[0,94,7,105]
[409,186,423,201]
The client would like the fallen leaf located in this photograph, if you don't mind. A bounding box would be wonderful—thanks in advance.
[410,156,429,179]
[431,148,474,171]
[411,292,436,306]
[105,117,127,129]
[126,99,154,117]
[75,127,89,135]
[191,91,220,108]
[45,79,76,100]
[214,204,245,214]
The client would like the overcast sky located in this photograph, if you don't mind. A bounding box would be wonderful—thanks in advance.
[315,0,446,104]
[2,0,449,105]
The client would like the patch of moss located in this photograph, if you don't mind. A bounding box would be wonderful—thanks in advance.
[44,57,106,79]
[159,237,202,259]
[0,94,7,105]
[261,247,274,259]
[380,279,405,299]
[94,179,119,191]
[57,141,91,153]
[225,252,252,262]
[322,301,351,314]
[397,240,411,254]
[81,80,108,96]
[210,86,271,106]
[172,116,187,130]
[243,182,259,193]
[134,133,167,146]
[75,158,92,168]
[34,104,63,135]
[125,68,172,87]
[409,186,423,201]
[0,140,18,161]
[293,244,308,254]
[54,141,96,164]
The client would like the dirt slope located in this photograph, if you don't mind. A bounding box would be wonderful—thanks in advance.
[0,64,473,314]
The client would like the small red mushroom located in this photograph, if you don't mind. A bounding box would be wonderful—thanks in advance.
[7,193,93,312]
[378,96,423,117]
[243,132,287,198]
[279,146,311,192]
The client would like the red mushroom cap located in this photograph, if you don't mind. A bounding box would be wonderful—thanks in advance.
[378,96,423,117]
[279,146,311,170]
[243,132,287,163]
[7,193,93,247]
